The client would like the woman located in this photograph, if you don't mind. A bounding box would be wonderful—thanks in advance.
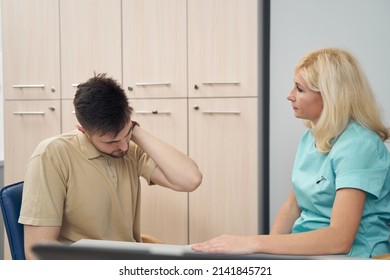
[192,48,390,258]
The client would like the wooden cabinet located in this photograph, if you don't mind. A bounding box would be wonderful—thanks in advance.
[3,101,61,185]
[60,0,122,99]
[188,0,258,98]
[122,0,187,99]
[187,0,259,243]
[1,0,60,100]
[61,100,78,133]
[1,0,61,187]
[188,98,258,243]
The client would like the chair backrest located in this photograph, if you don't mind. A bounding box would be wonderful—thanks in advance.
[0,181,25,260]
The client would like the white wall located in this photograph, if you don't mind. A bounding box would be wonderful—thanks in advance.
[270,0,390,224]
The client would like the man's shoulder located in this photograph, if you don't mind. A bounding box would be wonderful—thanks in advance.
[34,130,79,155]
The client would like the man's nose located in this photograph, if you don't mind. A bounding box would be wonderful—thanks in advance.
[116,140,128,151]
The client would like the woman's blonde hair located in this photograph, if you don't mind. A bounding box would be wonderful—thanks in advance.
[295,48,389,153]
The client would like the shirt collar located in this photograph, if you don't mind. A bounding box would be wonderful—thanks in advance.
[77,130,105,160]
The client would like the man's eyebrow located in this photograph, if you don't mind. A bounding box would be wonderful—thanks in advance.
[104,127,132,143]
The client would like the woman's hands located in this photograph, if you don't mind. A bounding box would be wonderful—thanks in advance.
[191,234,259,254]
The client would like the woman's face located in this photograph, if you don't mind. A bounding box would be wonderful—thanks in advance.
[287,71,323,124]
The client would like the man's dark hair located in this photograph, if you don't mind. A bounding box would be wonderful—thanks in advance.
[74,73,133,137]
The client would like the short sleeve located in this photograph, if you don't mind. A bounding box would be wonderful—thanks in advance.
[333,136,389,198]
[135,145,158,185]
[19,150,67,226]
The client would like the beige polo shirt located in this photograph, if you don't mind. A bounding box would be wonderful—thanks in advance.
[19,130,157,243]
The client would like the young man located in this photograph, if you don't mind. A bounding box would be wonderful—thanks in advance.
[19,73,202,259]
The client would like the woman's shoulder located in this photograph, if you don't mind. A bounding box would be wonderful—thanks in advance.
[333,122,388,155]
[339,122,382,143]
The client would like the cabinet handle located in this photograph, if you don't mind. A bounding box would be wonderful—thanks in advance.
[135,110,171,115]
[134,82,171,86]
[13,111,45,115]
[202,110,241,115]
[71,84,79,87]
[12,84,45,88]
[202,81,240,85]
[193,105,240,115]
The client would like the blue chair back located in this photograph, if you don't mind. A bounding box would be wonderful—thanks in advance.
[0,181,26,260]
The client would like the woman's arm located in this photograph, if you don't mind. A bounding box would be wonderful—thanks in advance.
[270,190,301,234]
[192,188,366,255]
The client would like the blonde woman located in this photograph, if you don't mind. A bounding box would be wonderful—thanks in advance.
[192,48,390,258]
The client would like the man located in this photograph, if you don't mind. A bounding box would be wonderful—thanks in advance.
[19,73,202,259]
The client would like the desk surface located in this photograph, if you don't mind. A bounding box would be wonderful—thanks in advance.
[32,239,357,260]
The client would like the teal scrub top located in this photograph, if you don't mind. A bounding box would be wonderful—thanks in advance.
[291,122,390,258]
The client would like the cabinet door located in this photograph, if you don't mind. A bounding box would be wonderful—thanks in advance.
[61,100,78,133]
[188,98,259,243]
[188,0,258,98]
[60,0,122,99]
[1,0,60,100]
[4,100,61,185]
[122,0,187,98]
[131,99,188,244]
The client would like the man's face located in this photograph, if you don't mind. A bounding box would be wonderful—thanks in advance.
[87,121,135,158]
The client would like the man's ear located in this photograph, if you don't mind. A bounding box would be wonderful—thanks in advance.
[76,124,86,133]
